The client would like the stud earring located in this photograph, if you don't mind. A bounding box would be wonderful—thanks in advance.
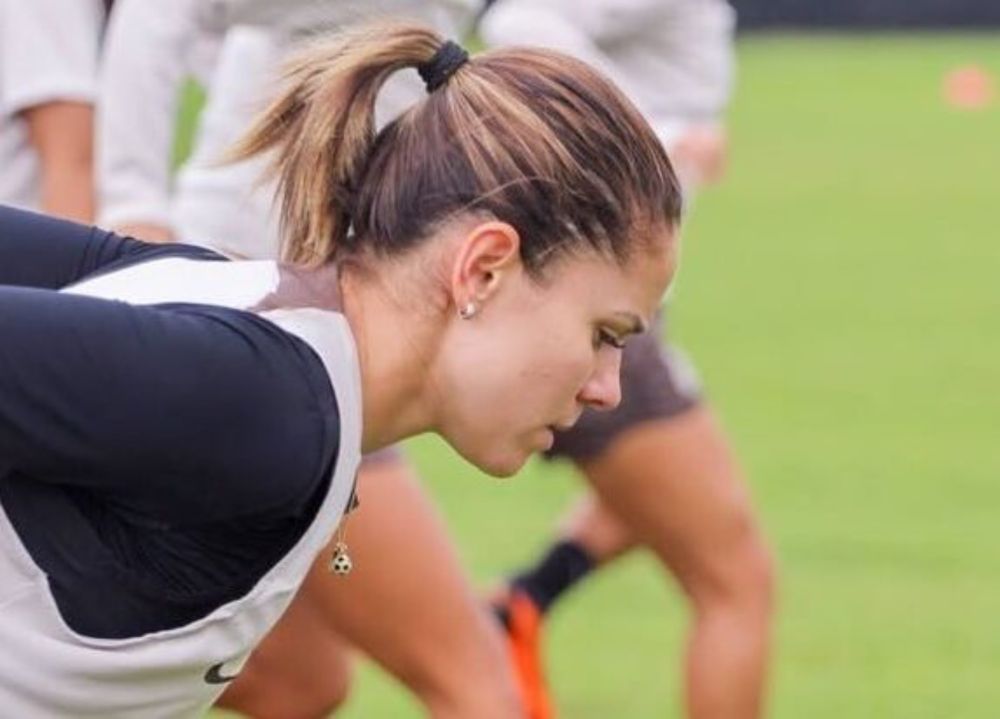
[458,302,477,319]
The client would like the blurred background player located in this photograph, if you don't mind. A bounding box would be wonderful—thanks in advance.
[0,0,104,221]
[98,1,773,717]
[480,2,773,717]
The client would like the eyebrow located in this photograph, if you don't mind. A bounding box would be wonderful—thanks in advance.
[612,312,647,335]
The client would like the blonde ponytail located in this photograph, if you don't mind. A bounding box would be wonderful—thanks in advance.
[230,23,442,266]
[232,21,681,274]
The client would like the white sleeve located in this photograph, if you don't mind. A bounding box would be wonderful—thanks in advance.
[203,0,476,37]
[482,0,735,141]
[481,0,666,49]
[96,0,205,229]
[653,0,736,122]
[0,0,102,115]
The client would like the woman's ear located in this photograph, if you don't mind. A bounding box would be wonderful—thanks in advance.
[449,221,522,314]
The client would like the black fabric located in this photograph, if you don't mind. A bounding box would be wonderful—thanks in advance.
[0,206,343,638]
[511,540,596,615]
[0,204,223,289]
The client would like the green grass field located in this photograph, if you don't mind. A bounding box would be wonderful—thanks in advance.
[209,34,1000,717]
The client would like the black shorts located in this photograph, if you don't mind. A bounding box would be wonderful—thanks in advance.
[546,319,702,462]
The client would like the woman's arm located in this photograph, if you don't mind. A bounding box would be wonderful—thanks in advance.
[0,205,145,288]
[0,285,333,521]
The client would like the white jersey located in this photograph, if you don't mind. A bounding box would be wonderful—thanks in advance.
[0,244,362,717]
[98,0,476,259]
[199,0,475,37]
[0,0,103,209]
[479,0,736,148]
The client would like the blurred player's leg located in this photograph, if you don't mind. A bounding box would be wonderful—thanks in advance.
[496,326,774,718]
[220,455,522,719]
[577,407,773,719]
[501,405,774,719]
[308,456,521,718]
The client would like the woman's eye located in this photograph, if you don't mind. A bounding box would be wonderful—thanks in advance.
[595,329,626,350]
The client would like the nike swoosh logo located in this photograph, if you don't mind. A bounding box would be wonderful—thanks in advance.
[204,662,240,685]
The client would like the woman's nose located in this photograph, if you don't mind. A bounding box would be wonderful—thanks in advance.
[577,349,623,411]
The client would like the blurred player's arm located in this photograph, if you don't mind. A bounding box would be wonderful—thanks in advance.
[98,0,203,242]
[0,0,103,221]
[22,102,94,222]
[670,123,729,189]
[483,0,735,190]
[656,0,735,188]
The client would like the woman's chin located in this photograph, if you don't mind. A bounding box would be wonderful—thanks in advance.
[481,451,531,478]
[455,441,530,478]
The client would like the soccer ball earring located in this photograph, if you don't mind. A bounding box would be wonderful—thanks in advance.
[329,512,354,576]
[329,542,353,575]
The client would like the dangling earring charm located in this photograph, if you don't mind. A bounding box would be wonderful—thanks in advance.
[329,517,353,576]
[329,541,353,575]
[459,301,477,320]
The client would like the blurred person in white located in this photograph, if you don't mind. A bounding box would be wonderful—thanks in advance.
[0,0,104,221]
[483,0,731,193]
[98,3,525,718]
[480,2,774,718]
[98,0,471,253]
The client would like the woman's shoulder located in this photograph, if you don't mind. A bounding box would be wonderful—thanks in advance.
[126,301,348,520]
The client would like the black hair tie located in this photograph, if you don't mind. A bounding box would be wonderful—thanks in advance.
[418,40,469,93]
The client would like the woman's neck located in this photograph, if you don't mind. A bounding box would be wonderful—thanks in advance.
[253,261,437,451]
[338,267,444,453]
[252,263,344,312]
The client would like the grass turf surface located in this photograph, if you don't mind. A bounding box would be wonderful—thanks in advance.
[208,34,1000,717]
